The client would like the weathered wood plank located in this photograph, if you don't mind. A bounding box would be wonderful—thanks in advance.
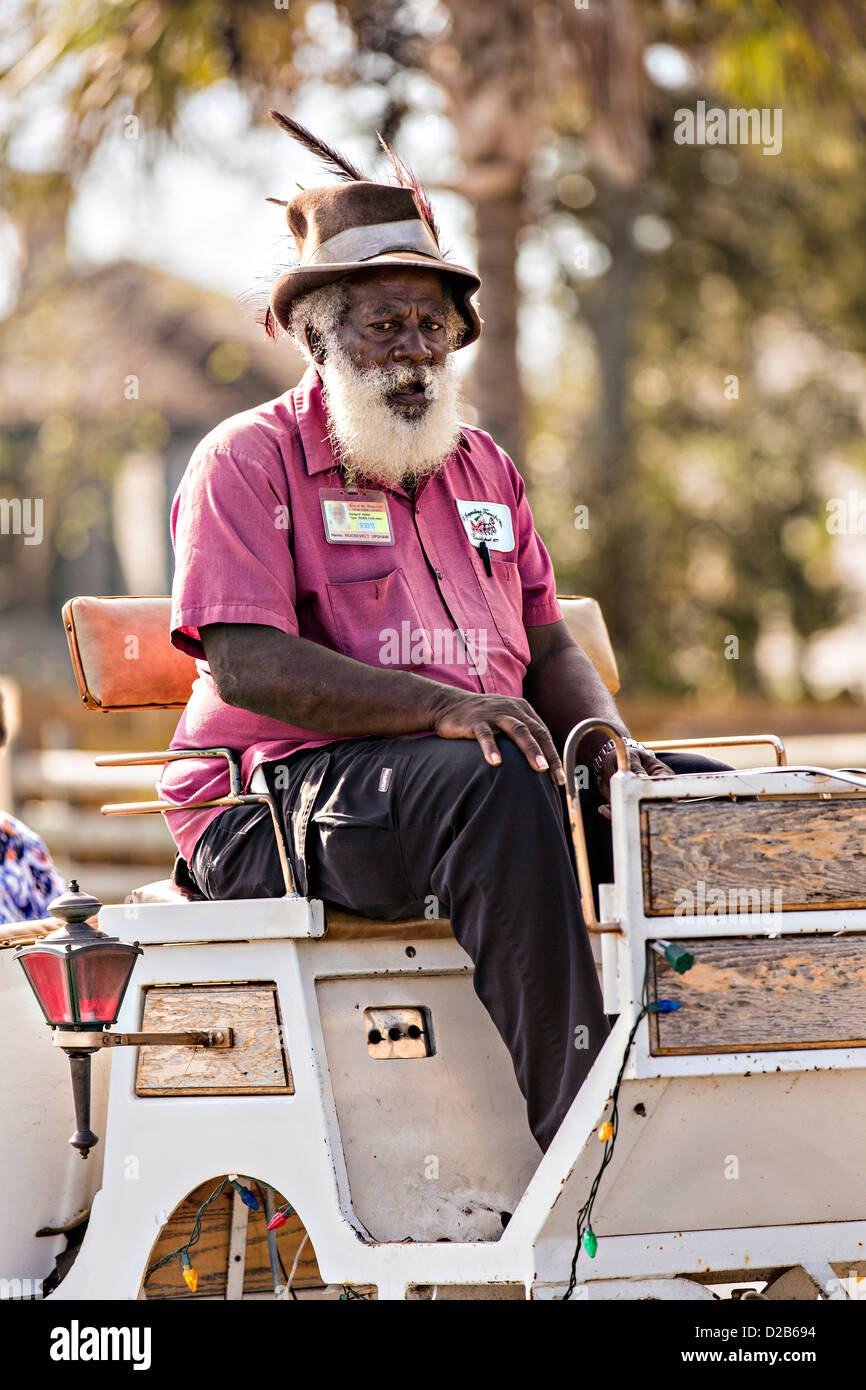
[649,933,866,1054]
[641,797,866,915]
[136,983,292,1096]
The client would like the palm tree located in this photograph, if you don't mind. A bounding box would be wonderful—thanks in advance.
[1,0,654,463]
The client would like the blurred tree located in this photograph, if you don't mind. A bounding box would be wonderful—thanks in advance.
[0,0,653,460]
[4,0,866,695]
[528,74,866,694]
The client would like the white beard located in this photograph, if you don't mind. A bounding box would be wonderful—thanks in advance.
[317,345,463,487]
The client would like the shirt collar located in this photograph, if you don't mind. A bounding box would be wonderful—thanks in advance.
[290,363,472,484]
[292,365,338,477]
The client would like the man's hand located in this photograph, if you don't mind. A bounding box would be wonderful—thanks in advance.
[429,689,566,786]
[596,746,674,819]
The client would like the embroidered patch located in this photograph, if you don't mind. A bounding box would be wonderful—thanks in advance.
[455,498,515,552]
[378,767,393,792]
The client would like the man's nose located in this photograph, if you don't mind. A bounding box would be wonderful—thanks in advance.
[391,321,433,365]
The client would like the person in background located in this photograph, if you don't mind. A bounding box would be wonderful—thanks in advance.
[0,690,65,923]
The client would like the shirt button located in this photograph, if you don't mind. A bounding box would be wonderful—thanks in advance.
[435,569,443,579]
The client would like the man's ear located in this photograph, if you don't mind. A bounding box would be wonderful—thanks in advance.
[305,325,326,365]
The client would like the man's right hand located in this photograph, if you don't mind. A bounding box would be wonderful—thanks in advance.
[202,624,564,787]
[428,689,566,786]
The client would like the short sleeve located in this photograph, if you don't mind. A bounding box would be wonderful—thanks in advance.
[170,437,298,661]
[509,459,562,627]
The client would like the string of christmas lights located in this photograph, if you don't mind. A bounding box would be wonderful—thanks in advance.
[144,1174,263,1293]
[562,944,694,1299]
[145,1176,230,1293]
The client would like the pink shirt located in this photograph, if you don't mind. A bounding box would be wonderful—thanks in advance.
[160,364,561,860]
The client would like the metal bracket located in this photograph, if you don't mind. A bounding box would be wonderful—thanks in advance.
[53,1028,234,1050]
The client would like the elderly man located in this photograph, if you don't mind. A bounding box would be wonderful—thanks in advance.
[160,115,726,1152]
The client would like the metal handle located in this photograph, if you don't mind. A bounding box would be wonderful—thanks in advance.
[95,746,244,796]
[644,734,787,766]
[95,748,296,896]
[563,719,630,934]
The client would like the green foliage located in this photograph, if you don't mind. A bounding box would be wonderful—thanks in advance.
[528,78,866,696]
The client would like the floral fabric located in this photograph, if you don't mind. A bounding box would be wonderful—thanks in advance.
[0,812,65,924]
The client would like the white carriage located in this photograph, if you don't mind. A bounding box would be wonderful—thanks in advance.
[3,594,865,1301]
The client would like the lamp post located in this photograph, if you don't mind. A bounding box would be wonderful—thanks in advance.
[14,881,232,1159]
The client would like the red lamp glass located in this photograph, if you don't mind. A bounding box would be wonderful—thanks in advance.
[17,950,74,1024]
[15,882,141,1030]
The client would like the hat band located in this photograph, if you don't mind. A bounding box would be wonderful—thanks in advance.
[305,218,441,267]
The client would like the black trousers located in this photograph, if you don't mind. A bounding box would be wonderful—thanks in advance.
[188,735,730,1152]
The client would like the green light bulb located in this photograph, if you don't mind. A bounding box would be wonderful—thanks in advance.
[664,943,694,974]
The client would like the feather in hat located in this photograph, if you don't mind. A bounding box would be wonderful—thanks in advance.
[259,110,449,339]
[268,109,444,253]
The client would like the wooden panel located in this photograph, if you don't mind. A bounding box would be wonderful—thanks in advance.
[143,1179,325,1299]
[136,983,292,1096]
[641,796,866,915]
[649,934,866,1054]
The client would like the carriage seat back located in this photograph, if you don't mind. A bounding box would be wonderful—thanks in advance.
[62,596,196,711]
[62,593,620,711]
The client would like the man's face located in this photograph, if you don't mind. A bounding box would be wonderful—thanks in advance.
[307,266,465,488]
[328,267,453,417]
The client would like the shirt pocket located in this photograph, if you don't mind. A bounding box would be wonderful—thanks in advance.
[326,567,429,670]
[479,554,530,663]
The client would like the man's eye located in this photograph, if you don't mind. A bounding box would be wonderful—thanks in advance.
[371,321,395,330]
[424,320,443,331]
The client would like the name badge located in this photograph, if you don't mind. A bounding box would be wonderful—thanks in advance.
[455,498,515,552]
[320,488,395,545]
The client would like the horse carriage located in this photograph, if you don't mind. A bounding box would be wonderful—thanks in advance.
[3,592,866,1301]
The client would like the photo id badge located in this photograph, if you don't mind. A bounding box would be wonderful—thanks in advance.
[320,488,395,545]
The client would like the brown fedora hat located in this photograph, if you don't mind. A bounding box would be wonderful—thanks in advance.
[267,112,482,347]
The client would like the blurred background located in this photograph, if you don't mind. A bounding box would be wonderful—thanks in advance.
[2,0,866,900]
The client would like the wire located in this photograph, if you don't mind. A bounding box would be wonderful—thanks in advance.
[145,1176,230,1281]
[562,963,650,1301]
[251,1179,295,1297]
[287,1232,309,1296]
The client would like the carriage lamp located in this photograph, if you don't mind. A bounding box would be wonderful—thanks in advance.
[14,881,233,1159]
